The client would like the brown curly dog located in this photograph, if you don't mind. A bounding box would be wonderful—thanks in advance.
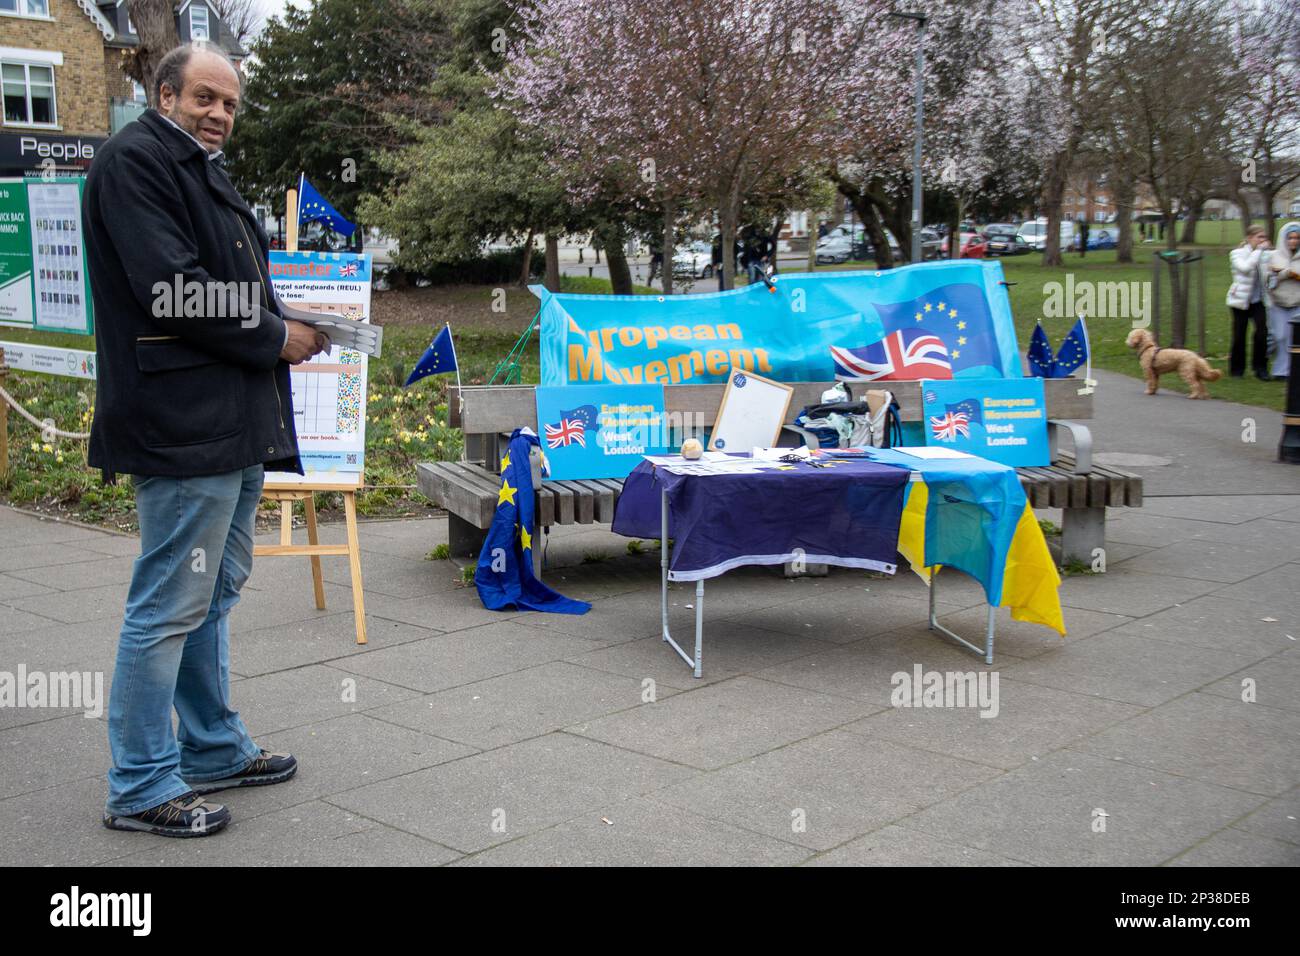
[1125,328,1222,399]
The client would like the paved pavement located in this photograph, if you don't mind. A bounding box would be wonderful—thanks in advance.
[1,373,1298,866]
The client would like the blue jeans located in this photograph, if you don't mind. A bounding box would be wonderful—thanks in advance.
[106,465,264,815]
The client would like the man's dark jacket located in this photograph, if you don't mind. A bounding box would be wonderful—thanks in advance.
[84,109,301,480]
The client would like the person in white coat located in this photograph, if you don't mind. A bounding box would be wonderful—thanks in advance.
[1226,224,1272,379]
[1266,221,1300,380]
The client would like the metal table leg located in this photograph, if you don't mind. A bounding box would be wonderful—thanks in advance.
[660,485,705,678]
[927,566,997,665]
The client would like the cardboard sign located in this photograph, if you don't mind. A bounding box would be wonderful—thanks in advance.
[922,378,1049,467]
[536,384,671,480]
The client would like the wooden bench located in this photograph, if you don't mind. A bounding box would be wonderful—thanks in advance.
[417,379,1142,568]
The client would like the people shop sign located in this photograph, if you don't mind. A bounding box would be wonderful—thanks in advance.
[0,132,104,177]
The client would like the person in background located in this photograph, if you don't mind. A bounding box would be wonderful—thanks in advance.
[1226,224,1272,380]
[1267,221,1300,380]
[1078,216,1090,258]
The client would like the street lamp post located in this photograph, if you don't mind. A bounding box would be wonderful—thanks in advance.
[891,10,927,265]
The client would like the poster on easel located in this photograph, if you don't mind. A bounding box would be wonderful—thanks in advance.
[264,250,372,483]
[0,178,94,335]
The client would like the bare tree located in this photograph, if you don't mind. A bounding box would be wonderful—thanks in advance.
[122,0,180,105]
[207,0,266,49]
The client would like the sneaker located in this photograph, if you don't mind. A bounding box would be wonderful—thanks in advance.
[188,750,298,796]
[103,792,230,838]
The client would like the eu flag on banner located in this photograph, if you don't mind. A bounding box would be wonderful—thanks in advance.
[1027,323,1056,377]
[298,174,356,237]
[870,282,1003,376]
[474,429,591,615]
[945,398,983,426]
[405,325,458,386]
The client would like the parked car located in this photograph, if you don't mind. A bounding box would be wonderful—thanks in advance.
[672,240,714,278]
[981,222,1019,240]
[1017,219,1077,252]
[984,228,1030,256]
[919,228,944,260]
[816,227,869,263]
[941,231,987,258]
[1076,228,1117,251]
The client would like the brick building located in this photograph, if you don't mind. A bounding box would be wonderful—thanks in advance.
[1,1,245,177]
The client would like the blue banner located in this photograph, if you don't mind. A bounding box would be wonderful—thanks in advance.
[921,378,1049,467]
[536,260,1022,387]
[536,384,671,480]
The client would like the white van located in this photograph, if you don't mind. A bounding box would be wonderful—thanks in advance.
[1017,219,1077,252]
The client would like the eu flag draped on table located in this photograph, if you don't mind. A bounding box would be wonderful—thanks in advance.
[405,324,459,386]
[474,429,591,614]
[297,174,356,237]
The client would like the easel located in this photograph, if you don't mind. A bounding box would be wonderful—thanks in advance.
[252,186,368,644]
[254,474,367,645]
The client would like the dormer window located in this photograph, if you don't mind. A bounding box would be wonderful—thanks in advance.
[190,5,211,41]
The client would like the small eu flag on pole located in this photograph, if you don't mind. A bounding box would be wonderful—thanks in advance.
[297,173,356,237]
[405,323,459,387]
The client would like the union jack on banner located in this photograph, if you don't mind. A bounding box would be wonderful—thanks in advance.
[929,411,971,442]
[545,418,587,449]
[339,261,359,277]
[831,328,953,382]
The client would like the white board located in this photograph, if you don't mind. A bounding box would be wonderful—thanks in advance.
[707,370,794,453]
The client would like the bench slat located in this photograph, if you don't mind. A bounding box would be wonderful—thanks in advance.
[555,481,596,523]
[546,481,575,524]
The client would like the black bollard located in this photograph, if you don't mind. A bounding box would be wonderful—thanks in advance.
[1281,318,1300,463]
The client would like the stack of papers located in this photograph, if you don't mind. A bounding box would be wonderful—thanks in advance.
[645,453,783,476]
[280,303,384,357]
[888,446,974,460]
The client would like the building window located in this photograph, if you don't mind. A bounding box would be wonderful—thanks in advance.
[131,81,147,104]
[190,5,211,41]
[0,0,51,17]
[2,62,57,127]
[127,13,135,34]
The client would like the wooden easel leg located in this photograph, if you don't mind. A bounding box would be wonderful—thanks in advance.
[279,500,293,547]
[303,492,327,610]
[343,490,367,645]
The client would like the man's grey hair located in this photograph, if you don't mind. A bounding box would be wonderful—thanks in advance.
[154,43,242,105]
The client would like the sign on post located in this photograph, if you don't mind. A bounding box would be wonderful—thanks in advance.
[0,178,94,336]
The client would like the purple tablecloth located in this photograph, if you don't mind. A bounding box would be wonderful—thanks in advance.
[611,458,910,581]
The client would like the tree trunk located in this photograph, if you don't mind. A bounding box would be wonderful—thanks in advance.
[859,202,892,270]
[947,210,960,259]
[720,201,738,291]
[1041,151,1070,267]
[1179,197,1203,245]
[1164,211,1177,251]
[1260,186,1279,244]
[661,197,675,295]
[805,210,819,271]
[517,227,535,287]
[597,223,634,295]
[124,1,182,106]
[1113,174,1134,264]
[1225,159,1251,236]
[544,234,560,292]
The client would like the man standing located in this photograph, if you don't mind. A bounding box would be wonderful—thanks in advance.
[86,44,328,837]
